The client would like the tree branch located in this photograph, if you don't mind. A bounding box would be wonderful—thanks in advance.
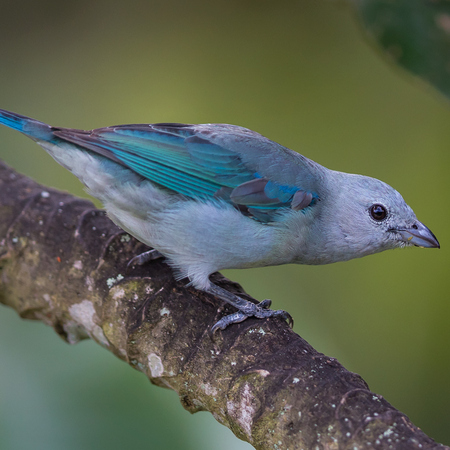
[0,159,446,450]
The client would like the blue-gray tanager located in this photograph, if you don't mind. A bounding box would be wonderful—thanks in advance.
[0,109,439,331]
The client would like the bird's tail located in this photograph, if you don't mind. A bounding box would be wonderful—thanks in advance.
[0,108,53,141]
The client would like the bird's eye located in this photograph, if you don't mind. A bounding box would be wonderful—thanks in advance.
[370,204,388,221]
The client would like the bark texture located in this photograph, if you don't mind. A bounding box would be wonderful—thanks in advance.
[0,160,447,450]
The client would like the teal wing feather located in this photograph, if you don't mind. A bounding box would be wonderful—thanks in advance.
[53,123,316,222]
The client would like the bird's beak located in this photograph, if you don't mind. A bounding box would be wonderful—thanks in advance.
[396,221,440,249]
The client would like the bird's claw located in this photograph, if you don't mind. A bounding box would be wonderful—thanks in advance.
[211,301,293,334]
[126,249,164,270]
[253,306,293,328]
[211,311,248,334]
[259,299,272,309]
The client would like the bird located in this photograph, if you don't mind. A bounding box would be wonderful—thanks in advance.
[0,109,440,332]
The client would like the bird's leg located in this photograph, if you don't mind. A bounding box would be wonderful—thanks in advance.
[127,248,164,268]
[126,251,291,331]
[204,283,293,333]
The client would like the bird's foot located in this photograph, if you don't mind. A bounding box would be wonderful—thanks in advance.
[205,284,293,334]
[127,249,164,269]
[211,303,293,333]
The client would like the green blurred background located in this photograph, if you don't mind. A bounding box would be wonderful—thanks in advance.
[0,0,449,448]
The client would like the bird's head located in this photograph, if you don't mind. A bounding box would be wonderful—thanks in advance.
[318,172,439,262]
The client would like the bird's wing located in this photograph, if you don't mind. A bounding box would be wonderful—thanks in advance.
[53,123,321,222]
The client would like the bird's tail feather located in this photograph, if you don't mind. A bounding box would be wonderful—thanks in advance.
[0,108,53,141]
